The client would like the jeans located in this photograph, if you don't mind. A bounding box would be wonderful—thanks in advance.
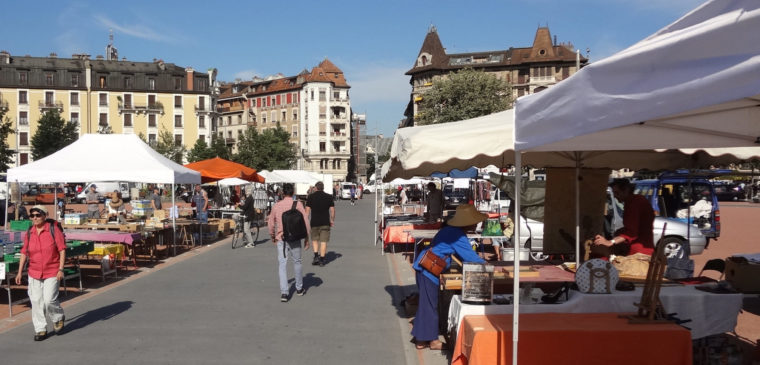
[277,240,303,295]
[28,277,64,333]
[197,211,208,223]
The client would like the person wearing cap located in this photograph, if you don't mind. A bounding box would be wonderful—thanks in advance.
[411,204,487,351]
[15,205,66,341]
[85,184,100,219]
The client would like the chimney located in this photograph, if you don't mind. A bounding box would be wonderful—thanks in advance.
[185,67,194,91]
[157,59,165,70]
[49,52,57,58]
[0,50,9,64]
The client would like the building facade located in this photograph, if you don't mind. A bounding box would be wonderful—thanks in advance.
[216,59,352,181]
[404,26,588,127]
[0,50,216,165]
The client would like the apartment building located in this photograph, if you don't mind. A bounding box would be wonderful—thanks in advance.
[0,50,216,165]
[404,26,588,127]
[216,59,351,181]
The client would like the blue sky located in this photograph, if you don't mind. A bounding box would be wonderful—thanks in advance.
[0,0,704,137]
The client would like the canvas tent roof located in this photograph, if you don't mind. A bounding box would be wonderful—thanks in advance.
[381,108,760,181]
[7,134,201,184]
[515,0,760,152]
[184,157,264,183]
[260,170,321,184]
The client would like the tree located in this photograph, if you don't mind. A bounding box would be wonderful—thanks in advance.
[234,124,296,170]
[415,68,512,125]
[209,134,231,160]
[31,110,79,160]
[186,138,215,163]
[154,128,186,163]
[0,108,15,172]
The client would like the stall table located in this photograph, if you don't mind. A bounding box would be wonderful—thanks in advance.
[382,222,440,253]
[452,312,692,365]
[448,284,743,341]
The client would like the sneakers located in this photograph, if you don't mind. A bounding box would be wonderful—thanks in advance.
[54,316,65,333]
[34,331,47,341]
[319,257,326,267]
[281,294,289,302]
[296,288,305,296]
[244,243,255,248]
[312,255,320,266]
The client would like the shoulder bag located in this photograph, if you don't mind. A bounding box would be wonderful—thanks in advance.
[419,248,449,277]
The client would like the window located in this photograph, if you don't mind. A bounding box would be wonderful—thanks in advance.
[319,142,326,152]
[310,90,314,101]
[199,134,205,142]
[124,76,132,89]
[174,95,182,108]
[45,73,54,86]
[70,92,79,106]
[174,78,182,90]
[148,134,156,145]
[227,131,232,138]
[292,125,298,137]
[174,115,182,128]
[123,94,132,108]
[19,132,28,146]
[174,134,182,146]
[45,92,54,106]
[227,116,231,126]
[19,111,28,125]
[18,90,27,104]
[71,74,79,87]
[149,78,155,90]
[19,71,27,85]
[198,96,205,111]
[147,114,157,127]
[237,115,242,125]
[262,113,267,124]
[292,110,298,121]
[237,130,242,137]
[99,76,106,88]
[124,113,132,127]
[148,94,157,108]
[282,111,286,122]
[333,91,340,100]
[19,153,28,166]
[70,112,79,124]
[319,90,326,101]
[99,93,108,106]
[319,105,326,120]
[99,113,108,126]
[199,116,205,128]
[271,111,276,123]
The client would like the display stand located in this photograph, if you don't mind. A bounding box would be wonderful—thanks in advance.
[626,224,671,324]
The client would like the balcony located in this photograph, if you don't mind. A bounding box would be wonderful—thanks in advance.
[330,132,347,138]
[38,100,64,112]
[119,102,164,115]
[218,104,245,114]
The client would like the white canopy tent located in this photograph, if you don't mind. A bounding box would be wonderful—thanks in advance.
[216,177,251,186]
[510,1,760,363]
[7,134,202,255]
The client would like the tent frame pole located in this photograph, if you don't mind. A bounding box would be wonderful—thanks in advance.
[512,152,521,365]
[172,183,176,257]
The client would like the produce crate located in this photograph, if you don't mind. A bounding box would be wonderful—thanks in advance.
[10,220,32,231]
[64,213,89,225]
[65,241,95,257]
[4,253,19,262]
[2,257,19,272]
[131,200,152,209]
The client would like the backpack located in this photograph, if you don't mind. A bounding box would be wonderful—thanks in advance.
[282,201,308,241]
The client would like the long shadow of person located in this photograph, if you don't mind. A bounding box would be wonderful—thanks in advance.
[60,301,134,334]
[323,251,343,264]
[384,284,418,319]
[288,273,323,296]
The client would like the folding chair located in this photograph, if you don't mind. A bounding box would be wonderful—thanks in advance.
[697,258,725,280]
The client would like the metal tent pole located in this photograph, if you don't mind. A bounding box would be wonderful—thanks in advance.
[172,183,176,257]
[512,152,522,365]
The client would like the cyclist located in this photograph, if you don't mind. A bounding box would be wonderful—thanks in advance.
[238,185,256,247]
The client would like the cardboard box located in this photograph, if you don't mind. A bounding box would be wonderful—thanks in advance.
[725,257,760,293]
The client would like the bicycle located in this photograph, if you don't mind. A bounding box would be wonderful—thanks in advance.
[230,214,260,249]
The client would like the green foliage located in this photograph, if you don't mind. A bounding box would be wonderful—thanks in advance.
[415,68,512,125]
[233,124,296,170]
[209,134,231,160]
[154,128,186,163]
[0,108,15,172]
[31,110,79,160]
[186,138,215,163]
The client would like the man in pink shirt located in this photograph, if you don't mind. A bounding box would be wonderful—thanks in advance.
[15,205,66,341]
[267,183,310,302]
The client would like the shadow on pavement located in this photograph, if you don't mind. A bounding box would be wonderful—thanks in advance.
[324,251,342,264]
[743,296,760,316]
[61,300,134,334]
[384,285,417,319]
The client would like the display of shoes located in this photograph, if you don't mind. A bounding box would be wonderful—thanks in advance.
[34,331,47,341]
[281,294,289,302]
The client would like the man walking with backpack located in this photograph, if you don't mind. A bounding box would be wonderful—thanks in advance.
[267,183,310,302]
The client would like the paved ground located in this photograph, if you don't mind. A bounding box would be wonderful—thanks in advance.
[0,197,438,364]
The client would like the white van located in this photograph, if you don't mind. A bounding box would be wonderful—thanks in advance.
[76,182,132,203]
[340,183,357,199]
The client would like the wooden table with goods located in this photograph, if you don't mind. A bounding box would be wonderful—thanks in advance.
[451,312,692,365]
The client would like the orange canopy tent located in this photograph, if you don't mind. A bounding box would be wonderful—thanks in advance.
[183,157,265,183]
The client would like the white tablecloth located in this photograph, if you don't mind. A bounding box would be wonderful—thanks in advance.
[448,285,742,340]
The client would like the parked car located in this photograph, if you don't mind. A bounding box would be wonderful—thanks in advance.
[712,182,742,201]
[77,182,132,203]
[340,183,356,200]
[633,172,720,241]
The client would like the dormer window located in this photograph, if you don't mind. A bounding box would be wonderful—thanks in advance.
[421,56,427,66]
[417,52,432,67]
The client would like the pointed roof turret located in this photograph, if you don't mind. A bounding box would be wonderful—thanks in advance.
[529,27,556,59]
[318,58,343,73]
[407,25,448,74]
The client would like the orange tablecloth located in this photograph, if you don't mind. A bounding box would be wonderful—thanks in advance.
[452,313,692,365]
[382,222,440,247]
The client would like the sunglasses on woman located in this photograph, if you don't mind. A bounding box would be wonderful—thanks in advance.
[29,213,45,218]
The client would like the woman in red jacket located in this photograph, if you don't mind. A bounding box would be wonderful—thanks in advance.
[15,205,67,341]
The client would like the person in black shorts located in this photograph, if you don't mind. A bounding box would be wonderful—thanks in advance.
[305,181,335,267]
